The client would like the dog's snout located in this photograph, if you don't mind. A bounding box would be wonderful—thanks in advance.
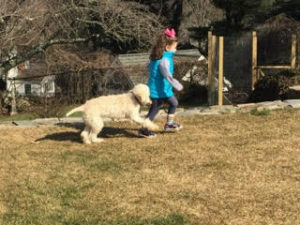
[146,99,152,106]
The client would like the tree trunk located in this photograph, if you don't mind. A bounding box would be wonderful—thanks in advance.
[10,78,17,116]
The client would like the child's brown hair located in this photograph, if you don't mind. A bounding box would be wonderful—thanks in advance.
[149,33,178,61]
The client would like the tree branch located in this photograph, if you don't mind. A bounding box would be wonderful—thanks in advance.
[0,34,100,76]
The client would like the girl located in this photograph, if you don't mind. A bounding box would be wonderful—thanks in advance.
[139,28,183,138]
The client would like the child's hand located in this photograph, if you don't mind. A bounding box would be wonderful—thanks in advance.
[173,79,183,91]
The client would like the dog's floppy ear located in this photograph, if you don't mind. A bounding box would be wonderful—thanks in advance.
[131,84,151,105]
[136,94,143,103]
[130,89,143,104]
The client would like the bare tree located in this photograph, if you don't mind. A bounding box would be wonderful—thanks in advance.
[179,0,224,52]
[0,0,162,77]
[183,0,224,28]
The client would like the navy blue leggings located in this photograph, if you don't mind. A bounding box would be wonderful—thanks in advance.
[147,96,178,121]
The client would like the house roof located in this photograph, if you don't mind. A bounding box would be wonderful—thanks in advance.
[118,49,202,66]
[17,61,48,80]
[16,59,56,83]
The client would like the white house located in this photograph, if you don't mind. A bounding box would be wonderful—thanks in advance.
[6,61,56,97]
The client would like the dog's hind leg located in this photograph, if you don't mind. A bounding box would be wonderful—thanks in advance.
[81,126,92,144]
[89,118,104,143]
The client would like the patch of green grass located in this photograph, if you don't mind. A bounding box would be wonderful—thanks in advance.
[250,108,270,116]
[59,150,122,173]
[2,211,101,225]
[2,213,38,225]
[59,150,96,164]
[53,185,82,206]
[90,160,122,173]
[0,113,39,121]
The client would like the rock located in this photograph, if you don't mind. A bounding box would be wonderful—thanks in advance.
[57,117,86,129]
[191,106,208,111]
[236,103,257,113]
[256,100,285,110]
[210,105,238,114]
[199,108,221,115]
[11,120,38,127]
[2,99,300,128]
[237,103,256,108]
[256,106,265,112]
[283,99,300,108]
[176,110,200,117]
[58,117,83,123]
[34,118,60,125]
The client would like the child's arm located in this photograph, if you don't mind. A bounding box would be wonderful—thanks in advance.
[159,59,183,91]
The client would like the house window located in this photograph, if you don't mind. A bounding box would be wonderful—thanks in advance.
[25,83,31,95]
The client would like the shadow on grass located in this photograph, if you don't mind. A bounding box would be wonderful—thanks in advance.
[56,122,85,130]
[35,131,82,143]
[35,126,142,143]
[100,127,140,139]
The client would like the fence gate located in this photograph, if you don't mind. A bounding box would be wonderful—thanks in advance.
[208,31,298,106]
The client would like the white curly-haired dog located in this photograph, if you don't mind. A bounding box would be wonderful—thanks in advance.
[66,84,159,144]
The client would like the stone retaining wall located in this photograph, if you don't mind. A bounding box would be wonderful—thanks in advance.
[1,99,300,127]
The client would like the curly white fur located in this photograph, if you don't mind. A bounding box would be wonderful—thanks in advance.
[66,84,159,144]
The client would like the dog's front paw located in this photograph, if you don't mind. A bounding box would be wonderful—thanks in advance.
[82,139,92,144]
[151,123,160,131]
[143,118,160,131]
[91,138,104,143]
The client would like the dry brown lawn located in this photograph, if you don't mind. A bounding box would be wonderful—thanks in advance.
[0,109,300,225]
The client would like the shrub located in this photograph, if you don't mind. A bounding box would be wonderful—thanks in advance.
[249,74,290,102]
[250,108,270,116]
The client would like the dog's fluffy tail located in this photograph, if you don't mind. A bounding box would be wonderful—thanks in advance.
[66,105,84,117]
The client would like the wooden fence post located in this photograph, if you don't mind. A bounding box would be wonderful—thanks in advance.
[218,36,224,106]
[208,33,217,106]
[212,35,217,105]
[291,34,297,69]
[208,31,213,105]
[252,31,257,90]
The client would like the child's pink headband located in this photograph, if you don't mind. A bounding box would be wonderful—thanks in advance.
[164,28,176,39]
